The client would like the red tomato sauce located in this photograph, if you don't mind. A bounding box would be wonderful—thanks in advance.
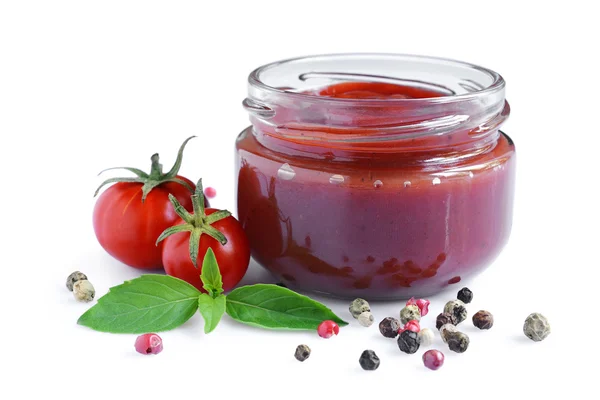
[236,81,515,299]
[314,81,448,99]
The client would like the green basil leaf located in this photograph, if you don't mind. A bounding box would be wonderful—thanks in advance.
[77,274,201,333]
[200,248,224,297]
[225,284,348,330]
[197,294,226,333]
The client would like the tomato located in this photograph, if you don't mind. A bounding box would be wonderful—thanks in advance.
[93,178,196,269]
[158,180,250,292]
[92,137,202,269]
[162,209,250,292]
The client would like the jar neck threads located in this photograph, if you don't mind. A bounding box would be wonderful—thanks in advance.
[243,54,509,159]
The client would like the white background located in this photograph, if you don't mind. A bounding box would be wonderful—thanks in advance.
[1,1,598,399]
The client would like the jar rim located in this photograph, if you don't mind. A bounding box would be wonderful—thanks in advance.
[248,53,505,105]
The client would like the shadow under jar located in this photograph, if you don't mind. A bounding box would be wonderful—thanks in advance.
[235,54,515,300]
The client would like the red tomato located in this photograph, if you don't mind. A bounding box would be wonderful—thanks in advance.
[93,177,196,269]
[162,208,250,292]
[92,136,201,269]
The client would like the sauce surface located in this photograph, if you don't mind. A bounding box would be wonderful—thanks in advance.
[313,81,448,99]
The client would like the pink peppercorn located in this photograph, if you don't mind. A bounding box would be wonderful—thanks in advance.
[422,349,445,370]
[135,333,163,355]
[407,297,430,316]
[400,320,421,333]
[204,187,217,199]
[416,299,430,316]
[317,320,340,338]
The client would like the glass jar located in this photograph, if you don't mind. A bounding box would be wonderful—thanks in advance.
[235,54,515,300]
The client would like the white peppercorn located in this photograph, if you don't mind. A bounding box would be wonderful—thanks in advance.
[73,280,95,302]
[400,304,421,325]
[523,313,551,342]
[349,298,370,319]
[417,328,435,347]
[357,311,375,327]
[66,271,88,291]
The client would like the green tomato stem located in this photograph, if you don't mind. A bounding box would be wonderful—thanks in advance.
[157,179,233,267]
[94,136,196,202]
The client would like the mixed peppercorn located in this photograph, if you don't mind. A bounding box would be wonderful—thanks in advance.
[523,313,551,341]
[346,287,548,370]
[473,310,494,330]
[66,271,95,302]
[359,350,380,370]
[294,344,311,362]
[134,333,163,355]
[66,271,550,364]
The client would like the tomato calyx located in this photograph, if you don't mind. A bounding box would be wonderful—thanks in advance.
[94,136,196,202]
[156,179,232,267]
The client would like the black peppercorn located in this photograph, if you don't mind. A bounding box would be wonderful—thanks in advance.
[472,310,494,330]
[457,287,473,304]
[359,350,380,371]
[446,331,470,353]
[436,312,457,329]
[294,344,311,362]
[379,317,401,338]
[397,330,420,354]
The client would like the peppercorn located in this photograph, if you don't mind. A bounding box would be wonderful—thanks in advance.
[446,331,470,353]
[402,320,420,333]
[135,333,163,355]
[439,323,458,343]
[294,344,311,362]
[349,298,371,319]
[457,287,473,304]
[444,299,467,324]
[379,317,401,338]
[73,280,95,302]
[422,349,445,370]
[472,310,494,330]
[400,304,421,325]
[416,298,430,316]
[358,311,375,327]
[359,350,380,371]
[317,320,339,338]
[453,304,468,324]
[523,313,551,342]
[66,271,88,291]
[397,330,420,354]
[406,297,431,316]
[418,328,435,347]
[436,312,456,329]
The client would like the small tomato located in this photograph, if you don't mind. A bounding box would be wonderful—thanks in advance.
[93,137,204,269]
[157,180,250,292]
